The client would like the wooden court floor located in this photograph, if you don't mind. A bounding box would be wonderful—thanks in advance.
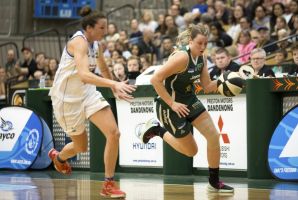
[0,170,298,200]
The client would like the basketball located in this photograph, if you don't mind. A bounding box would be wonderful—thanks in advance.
[217,71,244,97]
[239,65,255,79]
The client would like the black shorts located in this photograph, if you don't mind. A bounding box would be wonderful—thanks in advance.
[155,95,206,138]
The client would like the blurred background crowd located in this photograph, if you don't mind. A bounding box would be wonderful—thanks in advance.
[1,0,298,103]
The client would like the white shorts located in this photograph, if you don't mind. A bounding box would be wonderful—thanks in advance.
[51,91,109,136]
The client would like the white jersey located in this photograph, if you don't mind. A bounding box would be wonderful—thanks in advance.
[49,30,100,102]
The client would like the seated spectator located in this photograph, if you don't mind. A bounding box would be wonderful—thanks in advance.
[138,10,158,32]
[271,16,290,40]
[140,54,152,73]
[214,0,230,25]
[130,44,140,57]
[34,52,46,79]
[250,48,275,77]
[164,15,179,43]
[209,21,233,47]
[104,41,116,58]
[183,12,195,28]
[21,47,37,80]
[127,56,141,73]
[227,5,245,40]
[288,43,298,75]
[252,5,270,30]
[5,49,18,78]
[272,49,288,76]
[112,62,128,82]
[137,28,158,65]
[129,19,143,44]
[209,48,240,80]
[277,28,292,49]
[169,4,186,32]
[48,58,58,80]
[172,0,188,16]
[159,36,175,62]
[256,26,278,54]
[105,23,120,42]
[237,29,256,64]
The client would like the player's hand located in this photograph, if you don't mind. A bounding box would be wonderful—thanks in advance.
[113,80,137,102]
[170,101,190,118]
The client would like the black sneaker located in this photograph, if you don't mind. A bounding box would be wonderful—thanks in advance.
[135,118,160,144]
[207,181,234,193]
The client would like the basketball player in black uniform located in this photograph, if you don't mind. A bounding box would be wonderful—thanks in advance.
[136,24,234,193]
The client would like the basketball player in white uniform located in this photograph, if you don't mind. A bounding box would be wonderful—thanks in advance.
[48,7,135,199]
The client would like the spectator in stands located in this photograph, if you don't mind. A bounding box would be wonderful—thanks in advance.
[256,26,279,54]
[287,0,298,29]
[0,67,7,100]
[271,16,290,39]
[227,5,245,39]
[137,28,158,65]
[270,3,286,34]
[130,44,140,57]
[290,14,298,37]
[105,22,120,42]
[21,47,37,80]
[103,41,116,58]
[289,42,298,75]
[129,19,143,45]
[252,5,270,30]
[155,14,166,35]
[140,54,152,72]
[138,9,158,32]
[250,29,261,44]
[164,15,179,42]
[5,49,18,78]
[111,50,123,63]
[48,58,58,80]
[172,0,188,16]
[169,4,186,31]
[214,0,230,25]
[5,49,17,77]
[183,12,196,28]
[277,28,292,49]
[159,36,175,62]
[272,49,288,76]
[239,16,252,31]
[250,48,275,77]
[112,62,128,82]
[237,29,256,64]
[34,52,46,79]
[209,47,240,80]
[209,21,233,48]
[127,56,141,73]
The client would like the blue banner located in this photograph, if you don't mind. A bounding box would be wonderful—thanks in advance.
[268,105,298,180]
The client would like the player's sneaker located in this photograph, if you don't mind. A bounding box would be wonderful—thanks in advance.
[135,118,160,144]
[100,180,126,198]
[207,181,234,193]
[48,148,72,175]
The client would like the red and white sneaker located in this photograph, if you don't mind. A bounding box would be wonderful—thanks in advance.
[48,148,72,175]
[207,181,234,193]
[100,180,126,199]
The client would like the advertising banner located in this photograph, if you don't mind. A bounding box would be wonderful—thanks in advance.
[193,94,247,170]
[268,105,298,180]
[0,107,43,169]
[117,98,163,167]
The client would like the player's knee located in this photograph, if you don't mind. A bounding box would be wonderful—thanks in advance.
[206,133,220,149]
[185,146,198,157]
[106,128,120,141]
